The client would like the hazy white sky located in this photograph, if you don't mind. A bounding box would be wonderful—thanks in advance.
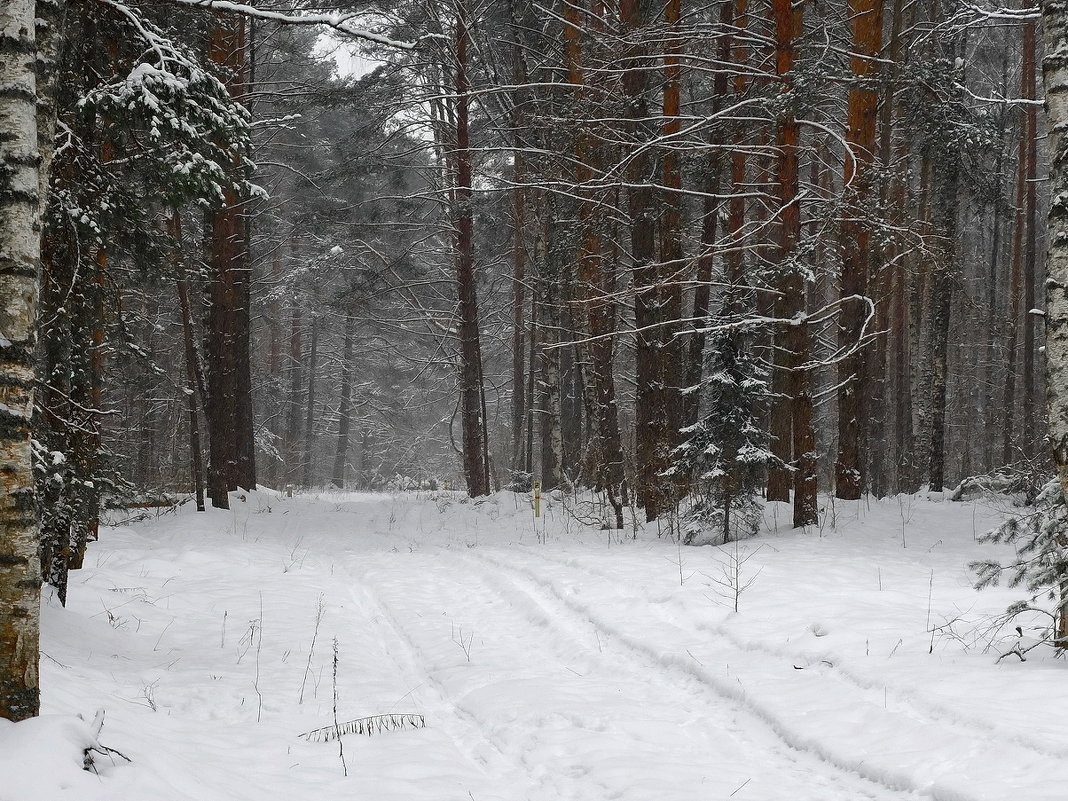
[314,33,383,79]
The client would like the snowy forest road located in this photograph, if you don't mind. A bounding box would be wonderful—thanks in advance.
[30,491,1068,801]
[358,547,909,801]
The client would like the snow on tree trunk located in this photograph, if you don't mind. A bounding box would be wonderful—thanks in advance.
[1040,0,1068,639]
[0,0,42,721]
[538,205,563,490]
[621,0,666,520]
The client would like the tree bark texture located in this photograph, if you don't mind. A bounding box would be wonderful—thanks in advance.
[835,0,884,499]
[301,311,319,487]
[926,165,959,492]
[0,0,43,721]
[454,10,490,497]
[1040,0,1068,640]
[1022,19,1039,457]
[285,303,303,485]
[773,0,818,527]
[659,0,686,470]
[172,212,206,511]
[622,0,667,520]
[332,314,355,488]
[205,12,256,504]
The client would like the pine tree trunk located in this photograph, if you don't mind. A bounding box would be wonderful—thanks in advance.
[172,212,206,511]
[266,249,283,488]
[659,0,686,468]
[538,206,563,489]
[983,63,1008,475]
[0,0,43,721]
[453,8,490,497]
[621,0,665,519]
[302,312,319,487]
[1022,19,1038,458]
[525,268,538,476]
[1004,109,1027,466]
[204,12,248,508]
[927,165,960,492]
[511,152,527,474]
[773,0,817,527]
[835,0,884,499]
[564,0,598,486]
[685,0,731,429]
[285,304,303,486]
[234,220,256,491]
[509,0,529,476]
[332,315,355,489]
[234,18,256,492]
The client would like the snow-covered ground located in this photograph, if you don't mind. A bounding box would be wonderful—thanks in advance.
[4,488,1067,800]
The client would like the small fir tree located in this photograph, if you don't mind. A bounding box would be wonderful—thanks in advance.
[972,479,1068,647]
[673,326,780,545]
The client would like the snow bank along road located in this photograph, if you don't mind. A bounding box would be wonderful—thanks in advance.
[17,490,1068,800]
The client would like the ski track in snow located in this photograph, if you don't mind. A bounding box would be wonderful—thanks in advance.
[457,546,1064,801]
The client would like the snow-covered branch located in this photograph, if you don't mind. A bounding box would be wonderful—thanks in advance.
[158,0,420,50]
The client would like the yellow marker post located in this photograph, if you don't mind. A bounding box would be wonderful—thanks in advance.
[533,480,542,518]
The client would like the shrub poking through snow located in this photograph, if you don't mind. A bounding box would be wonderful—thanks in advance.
[971,479,1068,648]
[299,713,426,742]
[671,326,780,545]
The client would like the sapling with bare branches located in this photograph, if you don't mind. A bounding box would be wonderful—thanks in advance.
[299,594,326,704]
[704,542,764,613]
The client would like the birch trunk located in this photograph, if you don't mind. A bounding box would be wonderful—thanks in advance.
[0,0,42,721]
[1040,0,1068,640]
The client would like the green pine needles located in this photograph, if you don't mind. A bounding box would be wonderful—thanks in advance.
[972,479,1068,646]
[672,325,781,545]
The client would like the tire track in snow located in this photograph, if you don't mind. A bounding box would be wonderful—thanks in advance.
[357,554,897,801]
[347,577,546,801]
[427,550,919,801]
[513,547,1068,763]
[459,548,1060,801]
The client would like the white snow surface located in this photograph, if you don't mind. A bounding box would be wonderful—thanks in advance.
[5,489,1068,800]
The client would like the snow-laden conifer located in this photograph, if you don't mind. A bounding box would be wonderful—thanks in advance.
[972,479,1068,647]
[671,325,780,545]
